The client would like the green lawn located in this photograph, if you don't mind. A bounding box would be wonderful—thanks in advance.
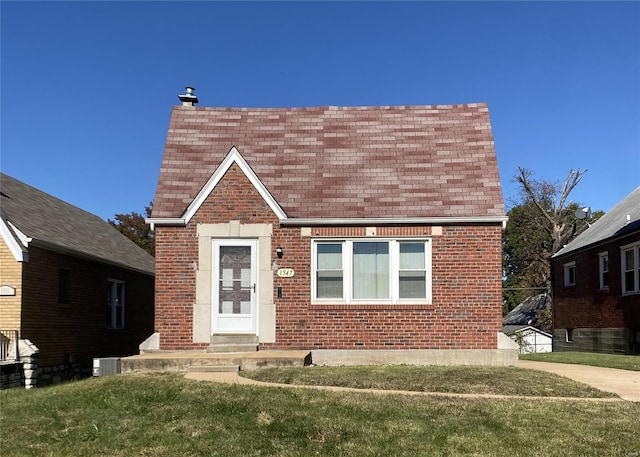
[240,365,617,398]
[520,351,640,371]
[1,371,638,457]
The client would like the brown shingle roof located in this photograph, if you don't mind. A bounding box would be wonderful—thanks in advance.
[0,173,154,275]
[151,103,505,220]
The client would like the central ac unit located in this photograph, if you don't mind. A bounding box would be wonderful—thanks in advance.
[92,357,121,377]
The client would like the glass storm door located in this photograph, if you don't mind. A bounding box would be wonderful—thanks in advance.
[212,240,258,334]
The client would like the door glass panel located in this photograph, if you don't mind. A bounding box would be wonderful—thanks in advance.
[218,246,252,314]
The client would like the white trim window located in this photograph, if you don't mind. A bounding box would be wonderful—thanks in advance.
[563,262,576,287]
[107,279,126,329]
[598,252,609,290]
[622,242,640,295]
[313,239,432,304]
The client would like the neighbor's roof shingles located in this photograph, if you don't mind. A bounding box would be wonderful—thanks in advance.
[553,186,640,258]
[152,103,505,220]
[0,173,154,275]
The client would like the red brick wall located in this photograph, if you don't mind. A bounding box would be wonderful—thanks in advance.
[552,233,640,330]
[21,246,155,367]
[154,224,199,350]
[267,224,502,350]
[155,164,503,350]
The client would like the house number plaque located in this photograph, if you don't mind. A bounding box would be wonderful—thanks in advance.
[276,268,295,278]
[0,285,16,296]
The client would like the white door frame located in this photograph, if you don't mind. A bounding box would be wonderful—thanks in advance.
[211,239,258,334]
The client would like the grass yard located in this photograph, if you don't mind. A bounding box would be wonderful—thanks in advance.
[1,372,638,457]
[240,365,617,398]
[520,351,640,371]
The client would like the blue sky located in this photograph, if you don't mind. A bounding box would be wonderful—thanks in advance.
[1,1,639,221]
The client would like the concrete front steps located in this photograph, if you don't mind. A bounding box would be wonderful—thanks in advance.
[208,334,259,353]
[121,350,311,374]
[186,365,240,373]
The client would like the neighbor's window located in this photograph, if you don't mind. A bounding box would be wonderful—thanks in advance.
[566,328,574,343]
[622,243,640,295]
[598,252,609,290]
[58,269,70,304]
[107,279,126,329]
[313,239,431,304]
[563,262,576,287]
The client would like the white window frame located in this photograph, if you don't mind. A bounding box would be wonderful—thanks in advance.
[598,251,609,290]
[107,279,126,329]
[621,242,640,295]
[312,238,432,305]
[563,262,576,287]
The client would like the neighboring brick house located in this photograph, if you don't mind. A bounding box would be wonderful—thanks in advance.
[0,173,155,385]
[551,187,640,354]
[145,89,514,365]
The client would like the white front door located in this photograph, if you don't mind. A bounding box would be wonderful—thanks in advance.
[212,239,258,334]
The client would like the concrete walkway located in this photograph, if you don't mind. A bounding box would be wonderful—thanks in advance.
[185,361,639,402]
[518,360,639,402]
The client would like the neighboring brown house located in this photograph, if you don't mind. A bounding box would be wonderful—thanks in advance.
[145,90,514,365]
[0,173,155,385]
[551,187,640,354]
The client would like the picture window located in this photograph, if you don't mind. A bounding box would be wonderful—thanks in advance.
[313,239,431,304]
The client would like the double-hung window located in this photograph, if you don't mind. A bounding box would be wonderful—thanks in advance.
[622,243,640,295]
[313,239,431,304]
[107,279,126,329]
[598,252,609,290]
[316,243,344,299]
[563,262,576,287]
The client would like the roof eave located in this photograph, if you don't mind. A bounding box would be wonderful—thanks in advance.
[145,218,187,229]
[0,218,29,262]
[552,225,640,260]
[147,215,508,229]
[280,216,508,227]
[29,239,155,277]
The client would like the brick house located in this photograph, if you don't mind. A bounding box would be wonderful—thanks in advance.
[0,173,155,385]
[144,89,515,366]
[551,187,640,354]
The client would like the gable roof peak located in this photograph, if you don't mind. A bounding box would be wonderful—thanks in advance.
[177,147,286,224]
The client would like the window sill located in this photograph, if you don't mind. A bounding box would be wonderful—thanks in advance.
[312,303,433,310]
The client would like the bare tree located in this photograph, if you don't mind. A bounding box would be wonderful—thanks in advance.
[509,168,589,330]
[514,167,588,255]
